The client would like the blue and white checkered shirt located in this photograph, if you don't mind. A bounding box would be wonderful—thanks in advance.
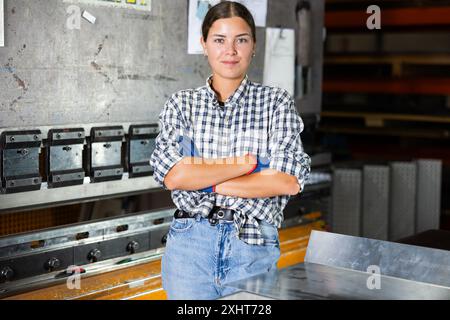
[150,75,311,245]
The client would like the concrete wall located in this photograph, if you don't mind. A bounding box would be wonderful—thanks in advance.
[0,0,323,131]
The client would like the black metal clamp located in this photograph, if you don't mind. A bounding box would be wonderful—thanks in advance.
[0,130,42,194]
[127,124,158,178]
[89,126,124,183]
[46,128,85,188]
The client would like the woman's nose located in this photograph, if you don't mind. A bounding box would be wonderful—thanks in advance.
[224,41,237,55]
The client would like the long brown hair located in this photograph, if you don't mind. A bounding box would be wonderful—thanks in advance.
[202,1,256,42]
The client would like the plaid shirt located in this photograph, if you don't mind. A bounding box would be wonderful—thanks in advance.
[150,75,311,245]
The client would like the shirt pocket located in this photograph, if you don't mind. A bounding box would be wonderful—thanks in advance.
[231,128,269,156]
[194,126,223,158]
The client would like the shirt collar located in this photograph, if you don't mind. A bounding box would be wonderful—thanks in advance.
[205,74,250,107]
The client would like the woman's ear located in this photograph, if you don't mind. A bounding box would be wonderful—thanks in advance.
[200,36,207,56]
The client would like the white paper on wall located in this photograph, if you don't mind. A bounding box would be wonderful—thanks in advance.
[263,28,295,96]
[0,0,4,47]
[237,0,267,27]
[188,0,220,55]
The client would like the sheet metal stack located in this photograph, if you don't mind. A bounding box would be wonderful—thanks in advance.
[331,169,362,236]
[362,165,390,241]
[389,162,417,241]
[331,159,442,241]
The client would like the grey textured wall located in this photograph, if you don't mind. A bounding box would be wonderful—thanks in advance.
[0,0,322,131]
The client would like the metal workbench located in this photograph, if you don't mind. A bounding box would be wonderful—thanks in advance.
[222,231,450,300]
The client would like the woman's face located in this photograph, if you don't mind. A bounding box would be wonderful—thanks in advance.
[201,17,255,81]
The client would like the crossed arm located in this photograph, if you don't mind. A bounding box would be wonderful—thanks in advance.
[152,94,308,199]
[164,155,301,198]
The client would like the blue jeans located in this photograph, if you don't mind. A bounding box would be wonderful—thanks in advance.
[161,215,281,300]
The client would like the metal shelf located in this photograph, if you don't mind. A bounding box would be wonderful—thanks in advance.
[323,77,450,95]
[326,6,450,29]
[321,111,450,124]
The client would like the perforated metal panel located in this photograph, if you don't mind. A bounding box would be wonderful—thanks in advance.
[331,169,362,236]
[389,162,416,241]
[362,165,389,240]
[416,159,442,233]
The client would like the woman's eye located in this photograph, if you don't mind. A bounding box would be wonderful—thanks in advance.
[237,38,248,43]
[214,38,224,44]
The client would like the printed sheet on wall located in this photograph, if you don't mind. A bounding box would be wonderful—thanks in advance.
[263,27,295,96]
[0,0,4,47]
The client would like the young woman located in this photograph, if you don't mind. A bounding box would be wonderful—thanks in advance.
[150,1,310,300]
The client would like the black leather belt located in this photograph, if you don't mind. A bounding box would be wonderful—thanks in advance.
[174,206,234,226]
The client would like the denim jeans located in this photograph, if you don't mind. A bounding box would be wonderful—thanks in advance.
[161,215,281,300]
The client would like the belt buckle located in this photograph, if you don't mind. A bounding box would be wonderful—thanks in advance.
[174,209,187,218]
[208,215,218,226]
[217,210,225,219]
[209,206,219,226]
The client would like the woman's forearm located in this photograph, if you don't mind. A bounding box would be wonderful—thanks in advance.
[214,169,301,198]
[164,154,256,190]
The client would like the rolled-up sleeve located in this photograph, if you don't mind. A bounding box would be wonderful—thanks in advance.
[150,94,184,190]
[268,94,311,193]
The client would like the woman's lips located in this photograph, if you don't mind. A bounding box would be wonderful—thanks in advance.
[222,61,239,65]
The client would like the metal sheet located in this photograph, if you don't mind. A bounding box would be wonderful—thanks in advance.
[129,139,155,163]
[225,230,450,300]
[416,159,442,233]
[49,144,83,171]
[220,291,275,300]
[91,141,122,168]
[2,148,40,177]
[224,262,450,300]
[331,169,362,236]
[362,165,389,240]
[305,231,450,288]
[389,162,416,241]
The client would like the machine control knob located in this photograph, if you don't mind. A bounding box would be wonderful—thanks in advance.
[0,267,14,283]
[127,241,140,254]
[87,249,102,263]
[45,258,61,272]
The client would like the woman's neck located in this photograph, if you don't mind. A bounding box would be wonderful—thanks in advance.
[210,74,245,103]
